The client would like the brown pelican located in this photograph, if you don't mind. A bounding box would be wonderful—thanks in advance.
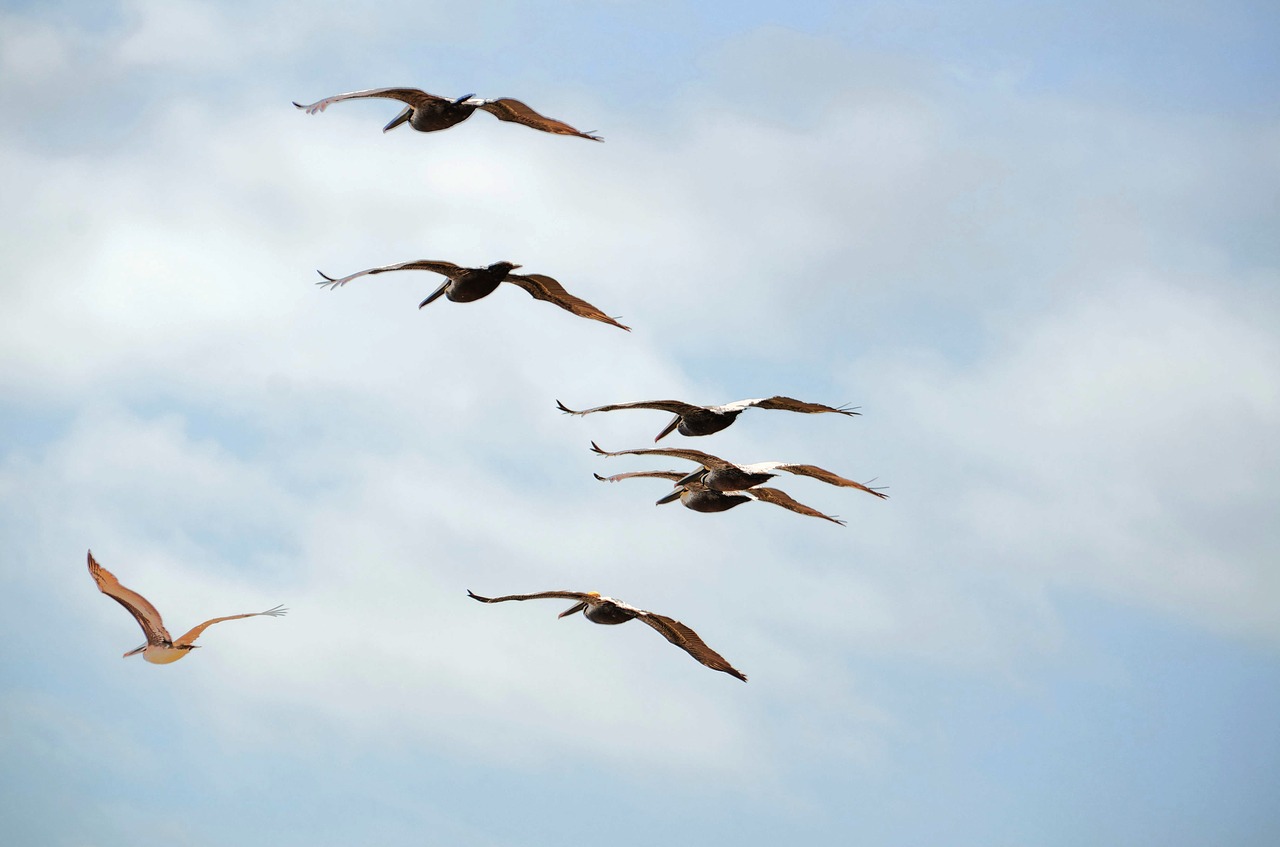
[466,589,746,681]
[317,260,630,331]
[590,442,888,499]
[556,396,858,441]
[594,470,846,525]
[293,88,602,141]
[87,550,286,665]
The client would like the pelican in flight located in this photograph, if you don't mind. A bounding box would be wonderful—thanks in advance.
[595,470,846,525]
[556,396,858,441]
[317,260,630,330]
[87,550,286,665]
[466,589,746,681]
[293,87,601,141]
[589,442,888,499]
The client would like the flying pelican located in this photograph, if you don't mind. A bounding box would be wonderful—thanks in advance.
[466,589,746,681]
[293,87,602,141]
[589,442,888,499]
[556,396,858,441]
[87,550,286,665]
[594,470,846,525]
[317,260,630,330]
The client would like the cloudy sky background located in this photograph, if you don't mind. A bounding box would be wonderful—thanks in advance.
[2,1,1278,844]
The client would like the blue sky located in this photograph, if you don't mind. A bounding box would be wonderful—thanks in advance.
[2,1,1278,845]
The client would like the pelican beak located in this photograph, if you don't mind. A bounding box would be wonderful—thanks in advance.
[453,93,477,105]
[654,414,683,442]
[558,601,588,618]
[383,106,413,132]
[419,279,451,309]
[675,467,706,487]
[123,643,146,658]
[655,487,684,506]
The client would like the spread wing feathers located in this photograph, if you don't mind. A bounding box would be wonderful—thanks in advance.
[467,589,598,605]
[293,87,448,115]
[316,259,464,290]
[744,487,846,525]
[593,470,685,483]
[717,396,860,415]
[87,551,171,645]
[170,605,288,648]
[504,274,630,330]
[589,442,734,470]
[744,463,889,498]
[556,399,706,417]
[635,612,747,682]
[468,98,602,141]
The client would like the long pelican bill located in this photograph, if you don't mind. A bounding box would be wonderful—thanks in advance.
[383,105,414,132]
[655,414,682,442]
[123,643,147,658]
[655,488,684,505]
[674,467,707,487]
[418,279,451,309]
[558,601,589,618]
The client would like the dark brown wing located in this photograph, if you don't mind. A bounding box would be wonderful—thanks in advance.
[293,88,448,114]
[472,98,602,141]
[171,605,287,648]
[504,274,629,330]
[772,464,889,499]
[635,612,747,681]
[745,487,846,525]
[556,399,706,416]
[592,470,685,483]
[316,259,464,290]
[467,589,594,604]
[748,396,860,415]
[87,550,171,645]
[589,442,733,470]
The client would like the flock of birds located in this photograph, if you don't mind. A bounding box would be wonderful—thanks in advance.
[89,86,887,683]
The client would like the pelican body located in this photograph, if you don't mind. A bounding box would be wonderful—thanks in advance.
[87,550,287,664]
[467,590,746,681]
[293,87,602,141]
[557,396,859,441]
[317,259,630,330]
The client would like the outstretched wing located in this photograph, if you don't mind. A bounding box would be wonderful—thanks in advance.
[756,463,889,499]
[721,396,859,415]
[592,470,685,483]
[171,605,287,648]
[504,274,629,330]
[87,550,171,645]
[556,399,705,417]
[467,589,594,605]
[634,612,747,681]
[589,442,733,470]
[316,260,464,289]
[468,98,602,141]
[745,487,846,525]
[293,88,447,115]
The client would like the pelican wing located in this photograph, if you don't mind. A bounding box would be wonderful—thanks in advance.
[504,274,629,330]
[635,612,747,682]
[592,470,685,483]
[316,259,464,290]
[467,98,602,141]
[720,396,859,415]
[170,605,287,648]
[467,589,596,605]
[556,399,706,417]
[745,487,846,525]
[755,463,889,499]
[87,550,171,645]
[293,87,448,115]
[589,442,734,470]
